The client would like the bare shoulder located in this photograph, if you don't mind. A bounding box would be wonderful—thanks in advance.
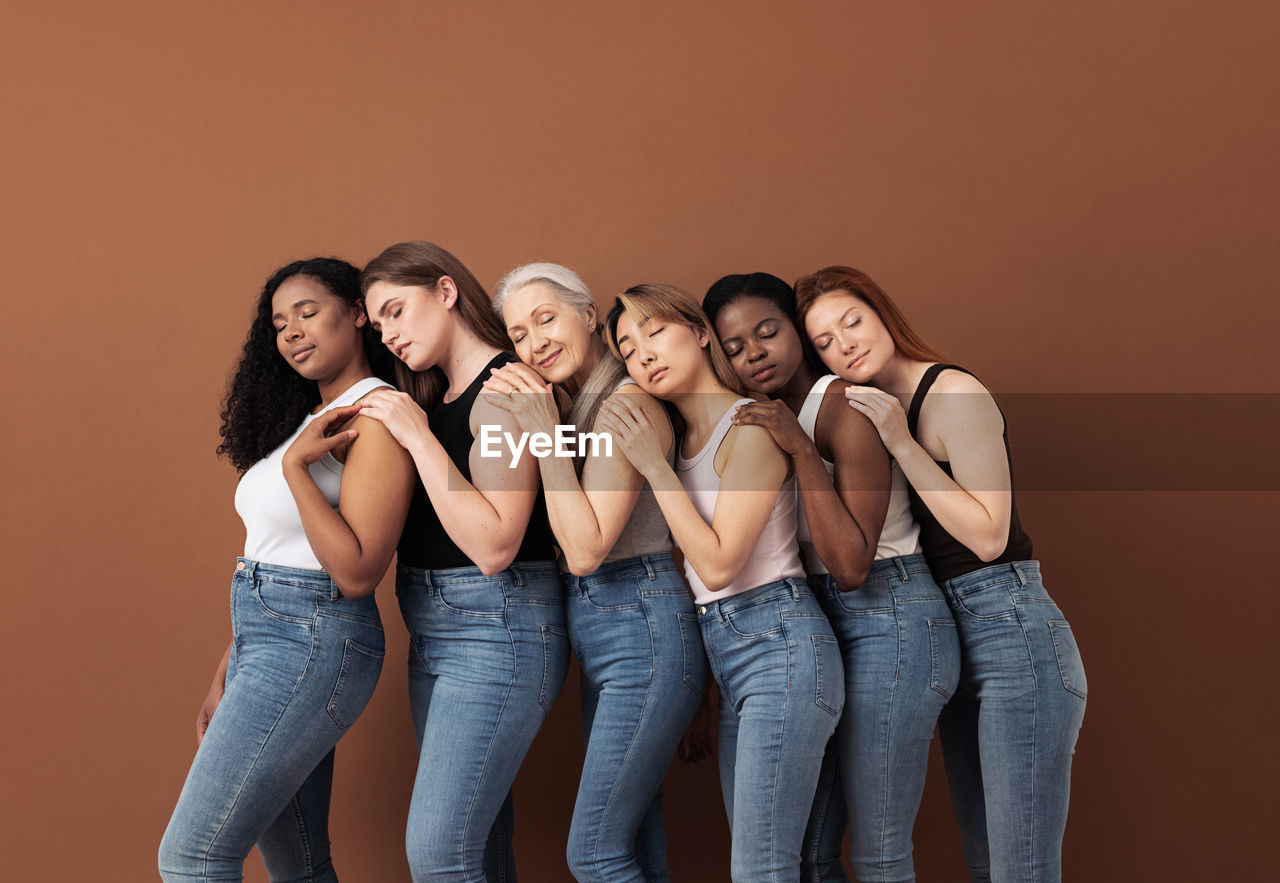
[469,393,516,437]
[816,383,880,458]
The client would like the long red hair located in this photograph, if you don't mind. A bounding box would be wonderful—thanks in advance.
[793,266,945,362]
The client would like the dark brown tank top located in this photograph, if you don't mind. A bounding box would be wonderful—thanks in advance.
[905,364,1033,584]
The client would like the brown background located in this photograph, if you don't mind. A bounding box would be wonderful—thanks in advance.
[3,1,1277,879]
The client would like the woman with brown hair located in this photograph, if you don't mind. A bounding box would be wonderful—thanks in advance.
[794,265,1087,883]
[601,283,842,882]
[357,241,570,882]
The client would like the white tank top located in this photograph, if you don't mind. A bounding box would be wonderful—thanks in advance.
[795,375,922,574]
[235,377,393,570]
[676,398,805,604]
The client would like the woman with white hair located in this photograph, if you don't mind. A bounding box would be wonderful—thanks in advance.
[485,263,708,883]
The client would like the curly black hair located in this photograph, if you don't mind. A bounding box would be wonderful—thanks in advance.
[217,257,398,473]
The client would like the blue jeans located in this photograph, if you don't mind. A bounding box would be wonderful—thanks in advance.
[563,553,708,882]
[159,559,385,882]
[397,560,571,883]
[699,578,844,882]
[938,561,1086,883]
[800,555,960,883]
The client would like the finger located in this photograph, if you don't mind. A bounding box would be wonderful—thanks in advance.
[322,430,358,450]
[479,390,516,412]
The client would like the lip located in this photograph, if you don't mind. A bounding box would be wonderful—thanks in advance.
[750,364,776,382]
[646,367,668,384]
[845,351,868,371]
[290,345,315,363]
[394,342,411,361]
[539,349,562,370]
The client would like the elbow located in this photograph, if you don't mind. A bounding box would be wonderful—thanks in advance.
[831,560,871,593]
[473,545,520,577]
[334,574,379,600]
[565,551,606,578]
[973,533,1009,563]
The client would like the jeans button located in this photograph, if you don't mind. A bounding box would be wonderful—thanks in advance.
[236,561,246,571]
[697,605,707,615]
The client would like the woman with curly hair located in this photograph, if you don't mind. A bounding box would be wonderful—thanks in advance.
[359,241,570,882]
[158,257,413,882]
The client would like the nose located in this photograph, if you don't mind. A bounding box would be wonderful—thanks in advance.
[638,346,655,365]
[285,322,304,342]
[744,339,766,362]
[380,324,396,346]
[529,328,548,353]
[838,329,857,352]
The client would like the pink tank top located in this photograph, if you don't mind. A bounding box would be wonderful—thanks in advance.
[676,398,805,604]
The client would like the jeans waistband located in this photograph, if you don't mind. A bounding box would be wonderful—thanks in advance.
[566,553,678,591]
[696,577,810,618]
[235,558,340,597]
[866,553,933,583]
[397,559,560,590]
[943,559,1041,594]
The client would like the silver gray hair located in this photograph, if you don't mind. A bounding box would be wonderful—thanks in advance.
[492,262,627,456]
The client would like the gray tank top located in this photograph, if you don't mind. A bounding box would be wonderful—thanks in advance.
[602,379,675,564]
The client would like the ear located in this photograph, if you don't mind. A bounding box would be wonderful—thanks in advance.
[353,301,368,329]
[436,276,459,310]
[694,325,710,348]
[583,303,598,332]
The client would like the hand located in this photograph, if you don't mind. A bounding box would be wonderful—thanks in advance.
[357,389,431,453]
[596,396,666,478]
[731,400,814,458]
[677,692,713,766]
[844,385,911,454]
[282,404,362,471]
[195,680,223,746]
[479,362,560,435]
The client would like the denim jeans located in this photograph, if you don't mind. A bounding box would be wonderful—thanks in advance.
[937,561,1086,883]
[159,559,385,882]
[698,578,844,882]
[800,554,960,883]
[563,553,708,882]
[397,560,571,883]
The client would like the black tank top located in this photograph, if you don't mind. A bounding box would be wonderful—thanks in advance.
[905,364,1033,584]
[397,353,556,570]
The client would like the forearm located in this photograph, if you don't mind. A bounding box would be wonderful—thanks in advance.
[284,464,389,596]
[644,464,748,591]
[538,456,611,574]
[210,641,231,691]
[408,437,528,575]
[793,448,875,589]
[891,439,1008,560]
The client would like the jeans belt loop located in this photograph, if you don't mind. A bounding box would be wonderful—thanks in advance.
[643,556,656,581]
[510,564,525,590]
[894,557,909,584]
[330,583,342,602]
[789,578,801,603]
[1013,562,1028,590]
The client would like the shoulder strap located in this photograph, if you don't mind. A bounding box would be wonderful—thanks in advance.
[907,363,974,437]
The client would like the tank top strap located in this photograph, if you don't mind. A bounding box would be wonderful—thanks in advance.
[308,377,393,422]
[906,363,974,437]
[797,374,840,441]
[678,397,754,471]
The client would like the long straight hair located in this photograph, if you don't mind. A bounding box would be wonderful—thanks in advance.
[361,240,511,408]
[604,283,745,396]
[492,262,627,436]
[793,266,946,363]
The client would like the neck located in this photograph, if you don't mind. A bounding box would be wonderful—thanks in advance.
[871,355,933,405]
[776,362,820,413]
[564,337,605,398]
[316,355,374,409]
[437,321,503,397]
[669,368,740,435]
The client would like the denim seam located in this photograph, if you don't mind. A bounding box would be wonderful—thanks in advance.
[812,635,842,717]
[540,624,568,712]
[327,638,386,729]
[202,623,317,872]
[676,612,704,695]
[928,619,959,700]
[252,580,317,626]
[1048,621,1087,700]
[949,587,1018,622]
[285,794,315,879]
[1017,605,1039,881]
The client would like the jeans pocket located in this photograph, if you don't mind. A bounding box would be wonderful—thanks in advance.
[725,598,784,639]
[677,612,707,695]
[1048,621,1088,700]
[253,578,317,625]
[812,634,844,717]
[928,619,961,700]
[539,624,570,713]
[327,639,385,729]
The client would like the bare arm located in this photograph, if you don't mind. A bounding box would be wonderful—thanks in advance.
[847,371,1011,560]
[283,407,415,597]
[358,388,542,575]
[195,640,231,745]
[482,366,673,575]
[602,397,789,593]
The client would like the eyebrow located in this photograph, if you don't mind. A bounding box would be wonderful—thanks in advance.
[373,296,399,319]
[270,299,319,321]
